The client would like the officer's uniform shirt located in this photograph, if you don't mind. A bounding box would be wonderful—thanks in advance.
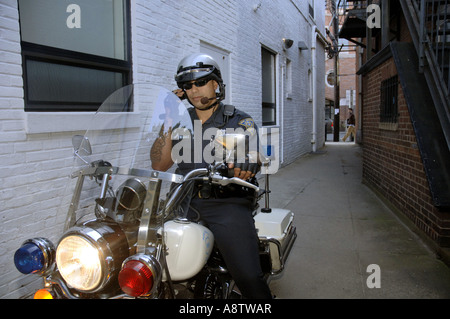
[175,103,272,299]
[175,102,258,176]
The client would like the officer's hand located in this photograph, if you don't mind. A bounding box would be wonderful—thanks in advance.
[173,89,186,100]
[227,162,259,181]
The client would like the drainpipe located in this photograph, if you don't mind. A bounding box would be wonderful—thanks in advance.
[311,25,329,152]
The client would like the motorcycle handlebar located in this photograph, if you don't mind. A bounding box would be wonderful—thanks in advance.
[73,162,259,192]
[209,174,260,192]
[164,167,259,214]
[183,168,259,192]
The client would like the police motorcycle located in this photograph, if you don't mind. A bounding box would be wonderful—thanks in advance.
[13,84,296,299]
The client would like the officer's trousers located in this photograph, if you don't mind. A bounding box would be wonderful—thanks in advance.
[188,196,273,299]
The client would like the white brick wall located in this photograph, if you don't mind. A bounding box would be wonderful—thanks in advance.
[0,0,325,298]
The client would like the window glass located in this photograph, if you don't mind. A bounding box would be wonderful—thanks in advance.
[262,48,276,126]
[18,0,131,112]
[26,60,123,107]
[19,0,126,60]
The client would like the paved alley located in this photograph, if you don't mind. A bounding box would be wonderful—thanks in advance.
[267,141,450,298]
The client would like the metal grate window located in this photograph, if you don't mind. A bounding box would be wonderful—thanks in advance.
[380,75,399,123]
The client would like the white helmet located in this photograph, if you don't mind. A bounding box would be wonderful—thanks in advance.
[175,53,225,101]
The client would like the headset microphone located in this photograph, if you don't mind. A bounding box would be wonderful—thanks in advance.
[201,96,217,105]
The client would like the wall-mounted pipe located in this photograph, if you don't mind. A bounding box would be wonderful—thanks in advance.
[311,26,329,152]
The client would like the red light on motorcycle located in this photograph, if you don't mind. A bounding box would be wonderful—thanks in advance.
[118,254,161,297]
[119,260,153,297]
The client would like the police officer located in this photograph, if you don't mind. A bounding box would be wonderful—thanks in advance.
[151,53,272,299]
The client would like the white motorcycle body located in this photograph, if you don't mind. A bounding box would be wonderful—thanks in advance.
[254,208,295,275]
[164,207,295,281]
[164,220,214,281]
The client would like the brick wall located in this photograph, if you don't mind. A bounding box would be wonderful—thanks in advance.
[361,53,450,249]
[0,0,325,298]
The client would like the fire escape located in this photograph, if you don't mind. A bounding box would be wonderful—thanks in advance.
[338,0,381,50]
[338,0,450,207]
[405,0,450,147]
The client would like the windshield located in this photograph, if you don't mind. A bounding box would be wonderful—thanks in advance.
[79,84,192,171]
[59,84,193,230]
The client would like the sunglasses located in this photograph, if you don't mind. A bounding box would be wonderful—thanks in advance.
[179,78,211,91]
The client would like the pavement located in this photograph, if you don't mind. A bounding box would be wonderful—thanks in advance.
[265,138,450,299]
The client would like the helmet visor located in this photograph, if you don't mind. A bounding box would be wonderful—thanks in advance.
[175,67,216,84]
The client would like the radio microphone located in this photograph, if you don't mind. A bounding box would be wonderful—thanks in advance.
[201,97,217,105]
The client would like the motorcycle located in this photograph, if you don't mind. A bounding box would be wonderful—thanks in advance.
[13,84,296,299]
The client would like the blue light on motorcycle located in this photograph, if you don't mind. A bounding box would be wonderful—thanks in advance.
[14,238,55,275]
[14,242,44,274]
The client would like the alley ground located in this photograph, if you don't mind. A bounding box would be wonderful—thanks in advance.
[267,139,450,298]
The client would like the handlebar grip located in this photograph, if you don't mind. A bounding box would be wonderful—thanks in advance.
[229,177,259,192]
[210,175,259,192]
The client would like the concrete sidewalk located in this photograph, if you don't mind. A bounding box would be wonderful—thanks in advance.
[266,141,450,298]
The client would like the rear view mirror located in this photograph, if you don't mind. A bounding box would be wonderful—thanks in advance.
[72,135,92,164]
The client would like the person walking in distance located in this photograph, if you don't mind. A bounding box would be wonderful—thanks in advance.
[342,108,356,142]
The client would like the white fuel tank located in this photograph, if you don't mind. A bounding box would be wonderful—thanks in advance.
[163,220,214,281]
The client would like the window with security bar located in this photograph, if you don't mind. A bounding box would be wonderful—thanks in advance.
[380,75,399,123]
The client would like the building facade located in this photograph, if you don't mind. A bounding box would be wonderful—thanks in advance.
[0,0,326,298]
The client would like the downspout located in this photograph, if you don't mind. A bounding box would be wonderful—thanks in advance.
[311,25,329,152]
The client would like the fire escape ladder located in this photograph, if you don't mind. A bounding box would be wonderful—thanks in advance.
[338,0,375,46]
[400,0,450,149]
[390,42,450,208]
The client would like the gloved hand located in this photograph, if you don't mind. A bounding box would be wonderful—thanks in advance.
[227,152,260,180]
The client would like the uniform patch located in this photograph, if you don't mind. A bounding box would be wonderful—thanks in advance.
[238,118,255,130]
[238,118,256,135]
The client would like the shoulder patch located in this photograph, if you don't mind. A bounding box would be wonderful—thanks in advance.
[238,118,256,134]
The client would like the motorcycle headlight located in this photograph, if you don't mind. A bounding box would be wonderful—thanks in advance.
[56,220,129,293]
